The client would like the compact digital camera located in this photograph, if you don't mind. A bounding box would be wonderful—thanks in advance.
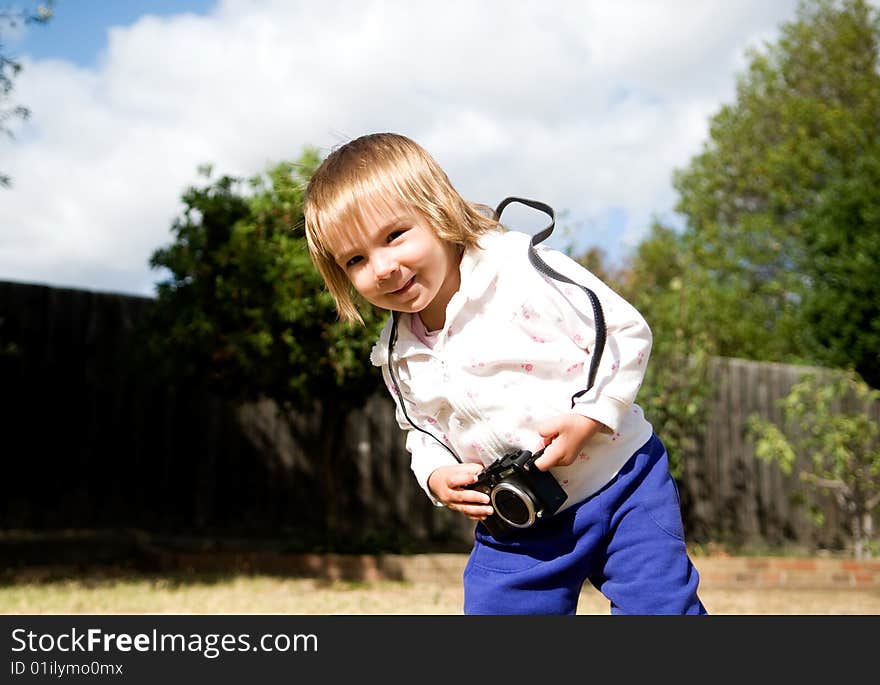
[466,449,568,538]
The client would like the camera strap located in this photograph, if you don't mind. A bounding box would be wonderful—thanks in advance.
[386,197,607,464]
[496,196,606,398]
[388,309,462,461]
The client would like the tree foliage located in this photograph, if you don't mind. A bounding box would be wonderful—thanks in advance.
[798,147,880,380]
[610,0,880,480]
[670,0,880,385]
[146,151,385,412]
[747,371,880,558]
[0,1,53,186]
[614,222,715,478]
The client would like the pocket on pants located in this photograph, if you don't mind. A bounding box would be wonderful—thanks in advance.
[468,536,544,573]
[645,467,686,541]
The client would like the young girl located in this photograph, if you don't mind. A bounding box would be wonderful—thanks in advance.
[304,132,706,615]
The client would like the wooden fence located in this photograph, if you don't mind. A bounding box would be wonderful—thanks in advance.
[1,280,875,554]
[0,280,470,554]
[680,357,879,551]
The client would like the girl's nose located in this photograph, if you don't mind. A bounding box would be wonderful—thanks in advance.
[373,254,399,281]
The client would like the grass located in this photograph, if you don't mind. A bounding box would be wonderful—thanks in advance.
[3,530,876,614]
[0,569,466,614]
[2,565,878,615]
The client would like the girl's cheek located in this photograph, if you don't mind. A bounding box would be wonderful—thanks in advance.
[351,273,372,295]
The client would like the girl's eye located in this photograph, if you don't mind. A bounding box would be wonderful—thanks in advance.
[387,229,407,242]
[345,255,363,268]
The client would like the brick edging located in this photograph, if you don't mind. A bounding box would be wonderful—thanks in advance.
[691,556,880,589]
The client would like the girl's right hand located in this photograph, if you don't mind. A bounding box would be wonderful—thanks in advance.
[427,463,494,521]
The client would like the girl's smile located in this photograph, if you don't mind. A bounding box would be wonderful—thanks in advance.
[388,275,416,296]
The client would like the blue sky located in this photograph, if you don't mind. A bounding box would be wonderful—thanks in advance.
[11,1,216,66]
[1,1,804,296]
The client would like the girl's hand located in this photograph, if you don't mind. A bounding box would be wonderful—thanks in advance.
[427,463,494,521]
[532,414,604,471]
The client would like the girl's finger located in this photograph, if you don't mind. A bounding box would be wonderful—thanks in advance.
[454,472,479,488]
[532,446,557,471]
[461,504,493,519]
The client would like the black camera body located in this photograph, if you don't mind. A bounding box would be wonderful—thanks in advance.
[466,449,568,538]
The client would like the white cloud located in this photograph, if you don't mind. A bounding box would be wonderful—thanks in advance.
[0,0,802,295]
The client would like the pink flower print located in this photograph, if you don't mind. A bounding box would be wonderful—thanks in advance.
[442,434,450,443]
[566,361,584,373]
[520,363,534,372]
[426,416,437,425]
[520,304,538,320]
[611,361,619,372]
[562,479,569,485]
[530,335,546,343]
[637,351,645,365]
[573,334,584,346]
[387,384,398,396]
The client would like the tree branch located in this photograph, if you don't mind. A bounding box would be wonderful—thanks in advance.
[800,472,851,496]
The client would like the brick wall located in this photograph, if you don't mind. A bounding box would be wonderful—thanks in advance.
[692,556,880,589]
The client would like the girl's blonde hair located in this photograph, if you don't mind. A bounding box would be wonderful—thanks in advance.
[304,132,499,323]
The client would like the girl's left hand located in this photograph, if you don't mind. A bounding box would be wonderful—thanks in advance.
[532,414,604,471]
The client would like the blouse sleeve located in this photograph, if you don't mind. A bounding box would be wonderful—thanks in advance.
[527,242,653,433]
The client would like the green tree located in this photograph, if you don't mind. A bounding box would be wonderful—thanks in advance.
[148,153,383,406]
[672,0,880,384]
[617,222,715,478]
[798,147,880,382]
[747,371,880,558]
[146,151,386,534]
[0,1,53,186]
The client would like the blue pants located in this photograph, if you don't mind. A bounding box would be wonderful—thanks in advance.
[463,434,707,615]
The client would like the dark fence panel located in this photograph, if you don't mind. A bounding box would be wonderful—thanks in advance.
[679,357,879,552]
[0,280,470,553]
[2,280,874,553]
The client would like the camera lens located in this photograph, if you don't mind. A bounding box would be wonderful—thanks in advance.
[492,484,535,528]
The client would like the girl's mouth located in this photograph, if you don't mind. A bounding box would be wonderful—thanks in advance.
[392,276,416,295]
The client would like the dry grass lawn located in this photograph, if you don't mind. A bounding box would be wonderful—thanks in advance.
[2,568,877,615]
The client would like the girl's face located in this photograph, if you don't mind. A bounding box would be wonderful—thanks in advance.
[332,198,462,330]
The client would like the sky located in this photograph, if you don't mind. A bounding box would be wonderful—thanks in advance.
[0,0,807,297]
